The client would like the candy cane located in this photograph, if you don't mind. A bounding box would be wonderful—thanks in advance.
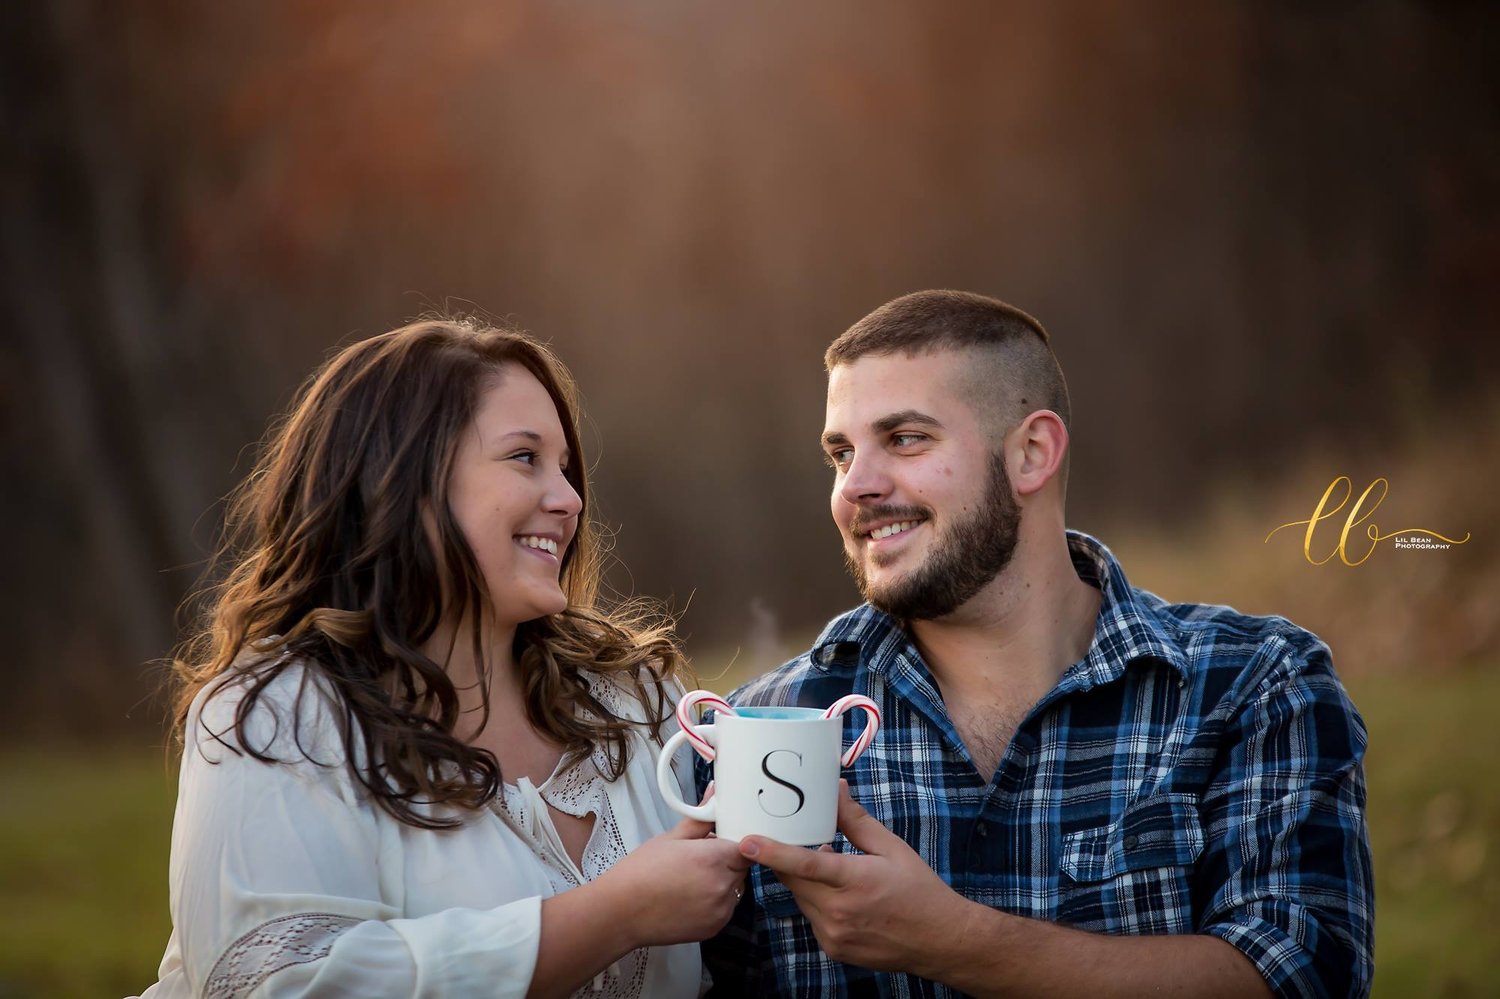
[823,694,881,767]
[674,689,736,761]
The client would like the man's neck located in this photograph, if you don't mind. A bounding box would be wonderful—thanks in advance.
[908,532,1101,705]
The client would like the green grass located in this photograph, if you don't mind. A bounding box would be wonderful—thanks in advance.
[1352,666,1500,998]
[0,668,1494,997]
[0,750,176,998]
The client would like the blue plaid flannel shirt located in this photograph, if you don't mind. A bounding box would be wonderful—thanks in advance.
[697,531,1372,998]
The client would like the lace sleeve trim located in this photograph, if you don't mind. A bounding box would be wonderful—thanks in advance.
[204,912,362,999]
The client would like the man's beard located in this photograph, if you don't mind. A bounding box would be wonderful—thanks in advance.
[844,450,1021,621]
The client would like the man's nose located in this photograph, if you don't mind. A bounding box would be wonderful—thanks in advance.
[839,451,891,505]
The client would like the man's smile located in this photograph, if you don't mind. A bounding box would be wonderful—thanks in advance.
[863,519,924,544]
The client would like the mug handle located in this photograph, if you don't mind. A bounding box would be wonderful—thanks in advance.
[824,694,881,767]
[674,689,736,761]
[657,725,717,821]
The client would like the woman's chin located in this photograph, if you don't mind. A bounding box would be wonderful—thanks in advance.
[495,589,569,627]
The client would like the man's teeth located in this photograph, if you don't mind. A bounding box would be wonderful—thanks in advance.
[518,535,559,555]
[870,521,920,540]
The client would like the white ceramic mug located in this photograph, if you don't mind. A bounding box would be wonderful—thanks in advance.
[657,691,880,845]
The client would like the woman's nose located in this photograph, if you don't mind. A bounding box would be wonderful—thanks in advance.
[549,471,583,517]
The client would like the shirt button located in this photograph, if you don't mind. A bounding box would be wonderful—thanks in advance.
[1123,834,1139,849]
[975,821,988,838]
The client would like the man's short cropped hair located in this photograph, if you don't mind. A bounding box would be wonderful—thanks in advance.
[825,289,1072,435]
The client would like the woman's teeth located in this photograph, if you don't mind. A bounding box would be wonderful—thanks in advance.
[517,535,558,555]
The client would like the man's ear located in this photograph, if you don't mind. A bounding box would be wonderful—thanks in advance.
[1008,410,1068,498]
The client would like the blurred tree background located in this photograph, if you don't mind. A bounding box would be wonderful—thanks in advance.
[1,1,1497,995]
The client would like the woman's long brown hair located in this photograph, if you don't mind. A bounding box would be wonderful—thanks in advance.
[172,319,687,829]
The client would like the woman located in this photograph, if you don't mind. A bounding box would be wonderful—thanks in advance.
[136,319,747,998]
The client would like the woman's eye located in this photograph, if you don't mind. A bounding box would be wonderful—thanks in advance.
[509,450,538,465]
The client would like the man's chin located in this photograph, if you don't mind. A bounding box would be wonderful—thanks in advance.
[859,573,919,615]
[846,548,923,611]
[866,538,923,571]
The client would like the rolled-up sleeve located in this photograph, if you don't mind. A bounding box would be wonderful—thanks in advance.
[1197,642,1374,999]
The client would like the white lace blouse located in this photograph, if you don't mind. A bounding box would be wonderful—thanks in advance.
[132,660,705,999]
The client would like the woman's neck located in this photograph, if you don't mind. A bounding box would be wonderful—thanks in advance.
[421,614,521,738]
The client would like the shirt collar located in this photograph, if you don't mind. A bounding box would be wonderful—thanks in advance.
[808,530,1190,685]
[1064,530,1191,686]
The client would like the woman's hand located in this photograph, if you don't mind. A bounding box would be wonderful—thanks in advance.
[530,799,750,997]
[598,816,751,947]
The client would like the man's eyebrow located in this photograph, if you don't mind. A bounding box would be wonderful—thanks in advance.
[872,410,943,434]
[821,410,943,449]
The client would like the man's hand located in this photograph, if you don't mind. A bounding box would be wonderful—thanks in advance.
[738,780,972,975]
[739,781,1271,997]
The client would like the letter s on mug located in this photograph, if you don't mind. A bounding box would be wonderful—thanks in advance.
[758,750,807,818]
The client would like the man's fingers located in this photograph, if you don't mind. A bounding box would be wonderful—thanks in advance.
[835,779,902,855]
[724,843,755,873]
[740,836,848,887]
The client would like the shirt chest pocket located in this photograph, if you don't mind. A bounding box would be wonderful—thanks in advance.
[1058,793,1204,933]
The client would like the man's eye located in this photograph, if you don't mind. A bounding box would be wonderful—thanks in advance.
[892,433,926,447]
[825,449,852,469]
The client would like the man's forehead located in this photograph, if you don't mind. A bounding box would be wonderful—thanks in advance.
[824,351,974,428]
[826,350,971,398]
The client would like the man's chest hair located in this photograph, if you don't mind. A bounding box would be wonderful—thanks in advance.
[946,695,1031,783]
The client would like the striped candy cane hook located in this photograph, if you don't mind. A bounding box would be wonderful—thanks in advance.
[823,694,881,767]
[674,689,736,761]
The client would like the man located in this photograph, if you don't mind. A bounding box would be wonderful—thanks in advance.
[699,291,1372,998]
